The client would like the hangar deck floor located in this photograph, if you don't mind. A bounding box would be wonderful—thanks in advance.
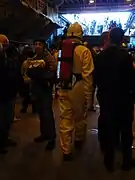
[0,100,135,180]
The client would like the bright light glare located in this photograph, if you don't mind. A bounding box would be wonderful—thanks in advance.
[89,0,95,3]
[63,12,131,35]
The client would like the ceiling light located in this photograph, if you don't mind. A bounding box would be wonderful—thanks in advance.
[89,0,95,4]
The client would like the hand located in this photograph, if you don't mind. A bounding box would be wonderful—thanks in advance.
[30,60,46,68]
[23,75,31,83]
[133,62,135,68]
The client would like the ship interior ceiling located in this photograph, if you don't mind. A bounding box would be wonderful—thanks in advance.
[53,0,135,36]
[0,0,61,41]
[53,0,135,13]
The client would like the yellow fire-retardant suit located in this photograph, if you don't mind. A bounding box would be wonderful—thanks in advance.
[59,22,94,156]
[53,51,58,61]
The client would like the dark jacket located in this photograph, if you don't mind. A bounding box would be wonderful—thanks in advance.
[95,45,135,104]
[0,49,23,101]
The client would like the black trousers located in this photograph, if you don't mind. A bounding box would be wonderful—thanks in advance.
[98,98,133,165]
[36,87,56,140]
[0,100,14,147]
[20,83,37,112]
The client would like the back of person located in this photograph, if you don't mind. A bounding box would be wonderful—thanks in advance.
[95,45,133,105]
[0,35,21,153]
[95,28,135,172]
[0,45,22,101]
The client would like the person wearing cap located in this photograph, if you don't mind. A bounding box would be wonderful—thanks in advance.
[95,28,135,171]
[22,39,56,150]
[0,34,22,154]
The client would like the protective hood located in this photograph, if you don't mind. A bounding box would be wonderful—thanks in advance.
[0,0,61,41]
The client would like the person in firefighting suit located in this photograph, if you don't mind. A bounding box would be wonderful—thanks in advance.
[84,41,97,111]
[58,22,94,161]
[95,27,135,172]
[22,40,56,150]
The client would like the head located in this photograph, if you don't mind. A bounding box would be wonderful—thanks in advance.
[100,31,109,49]
[50,44,57,51]
[109,27,124,46]
[33,40,45,55]
[0,34,9,51]
[6,44,19,58]
[22,46,34,58]
[67,22,83,39]
[84,42,88,47]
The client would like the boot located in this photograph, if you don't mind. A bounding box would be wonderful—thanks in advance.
[6,138,17,147]
[122,159,135,171]
[104,158,114,172]
[0,138,8,155]
[0,147,8,155]
[34,135,47,143]
[20,108,27,113]
[74,140,84,149]
[63,153,73,161]
[45,140,56,151]
[104,150,114,172]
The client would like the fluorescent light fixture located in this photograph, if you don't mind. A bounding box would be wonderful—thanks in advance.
[89,0,95,4]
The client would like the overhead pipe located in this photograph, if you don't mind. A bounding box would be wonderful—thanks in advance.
[57,0,65,8]
[47,0,65,8]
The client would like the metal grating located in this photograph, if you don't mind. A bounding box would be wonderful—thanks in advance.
[36,0,45,11]
[58,0,135,13]
[23,0,45,11]
[64,0,84,4]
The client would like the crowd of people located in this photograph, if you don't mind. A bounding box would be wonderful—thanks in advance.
[0,22,135,173]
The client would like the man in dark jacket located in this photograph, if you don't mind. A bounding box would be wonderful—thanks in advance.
[0,35,22,154]
[95,28,135,172]
[94,31,110,150]
[22,40,57,151]
[89,32,110,112]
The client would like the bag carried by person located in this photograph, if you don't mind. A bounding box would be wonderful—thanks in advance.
[25,51,57,86]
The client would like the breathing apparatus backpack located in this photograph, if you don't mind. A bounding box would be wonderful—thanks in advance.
[57,38,82,89]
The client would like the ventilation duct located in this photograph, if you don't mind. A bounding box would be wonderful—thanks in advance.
[48,0,65,8]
